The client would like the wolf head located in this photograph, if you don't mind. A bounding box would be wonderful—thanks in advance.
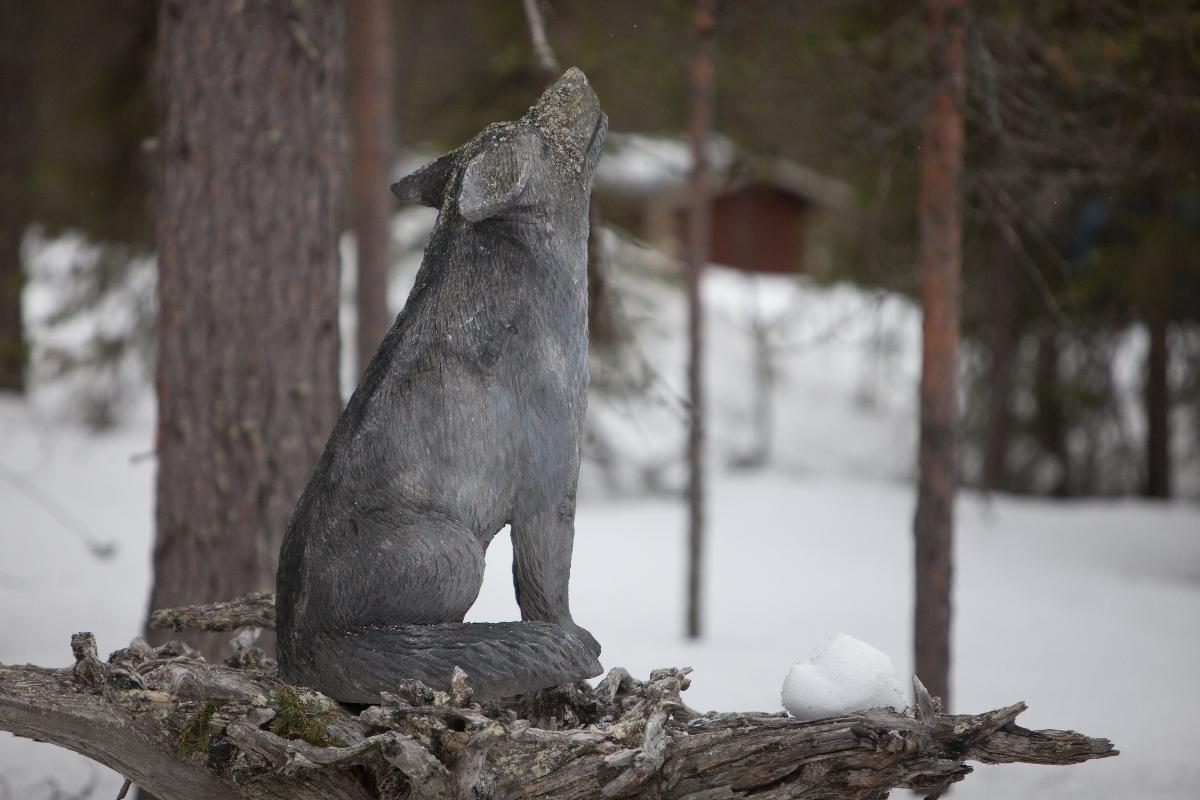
[391,68,607,224]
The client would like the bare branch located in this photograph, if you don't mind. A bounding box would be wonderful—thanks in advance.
[148,592,277,633]
[520,0,560,81]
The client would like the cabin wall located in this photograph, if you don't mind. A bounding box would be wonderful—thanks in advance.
[709,186,811,274]
[596,184,820,277]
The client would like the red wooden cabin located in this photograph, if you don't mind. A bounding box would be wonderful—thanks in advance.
[592,134,851,275]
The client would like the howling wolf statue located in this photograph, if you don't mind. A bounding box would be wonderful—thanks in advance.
[276,68,607,702]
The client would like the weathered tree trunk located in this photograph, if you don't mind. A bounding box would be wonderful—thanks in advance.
[982,231,1017,493]
[0,619,1118,800]
[348,0,396,378]
[0,0,32,392]
[150,0,344,662]
[913,0,965,709]
[1144,313,1171,498]
[685,0,716,641]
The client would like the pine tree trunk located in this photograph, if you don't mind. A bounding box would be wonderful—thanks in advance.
[0,0,32,393]
[685,0,716,641]
[982,231,1017,493]
[150,0,344,663]
[348,0,396,378]
[1144,313,1171,498]
[913,0,965,710]
[1034,326,1070,497]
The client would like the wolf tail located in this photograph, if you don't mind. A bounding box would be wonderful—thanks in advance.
[279,621,602,704]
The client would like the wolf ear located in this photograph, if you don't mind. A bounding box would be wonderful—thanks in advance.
[391,151,457,208]
[456,137,532,222]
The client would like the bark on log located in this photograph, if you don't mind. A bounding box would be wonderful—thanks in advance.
[149,592,277,634]
[1,600,1116,800]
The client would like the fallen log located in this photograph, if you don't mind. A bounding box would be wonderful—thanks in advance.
[0,596,1116,800]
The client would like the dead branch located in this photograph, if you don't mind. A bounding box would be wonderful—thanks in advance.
[521,0,561,81]
[149,592,277,633]
[1,599,1116,800]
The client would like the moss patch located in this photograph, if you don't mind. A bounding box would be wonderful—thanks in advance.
[176,699,221,758]
[268,686,346,748]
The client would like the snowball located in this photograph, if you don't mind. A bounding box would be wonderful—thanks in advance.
[781,633,906,721]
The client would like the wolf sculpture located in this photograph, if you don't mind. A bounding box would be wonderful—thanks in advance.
[276,69,607,703]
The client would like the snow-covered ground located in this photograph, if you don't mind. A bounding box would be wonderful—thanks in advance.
[2,229,1199,798]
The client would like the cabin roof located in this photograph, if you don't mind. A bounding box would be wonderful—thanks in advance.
[593,133,852,211]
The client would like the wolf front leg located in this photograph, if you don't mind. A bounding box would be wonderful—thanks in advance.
[510,504,600,657]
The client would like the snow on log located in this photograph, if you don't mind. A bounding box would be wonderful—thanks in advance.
[0,597,1117,800]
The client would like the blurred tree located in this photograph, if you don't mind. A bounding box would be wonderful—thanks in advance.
[962,2,1137,499]
[391,0,687,154]
[914,0,965,709]
[149,0,344,661]
[981,232,1018,491]
[6,0,156,422]
[519,0,620,349]
[9,0,1196,499]
[685,0,716,641]
[27,0,155,245]
[0,0,33,392]
[348,0,397,378]
[1106,3,1200,499]
[964,0,1200,499]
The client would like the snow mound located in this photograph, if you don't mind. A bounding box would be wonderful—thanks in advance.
[781,633,906,721]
